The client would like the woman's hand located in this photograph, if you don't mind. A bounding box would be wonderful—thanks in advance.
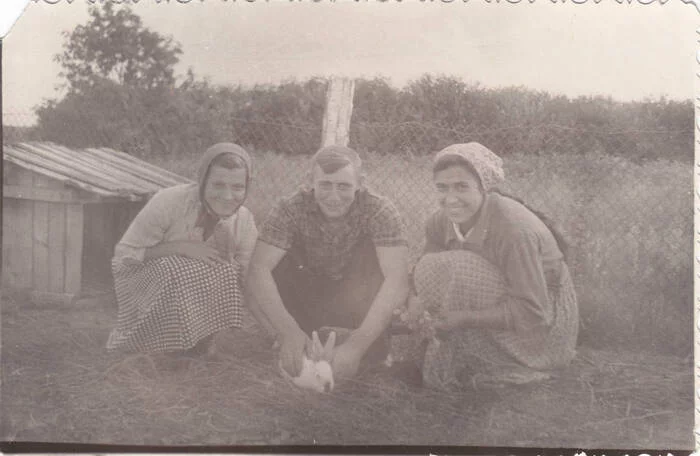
[173,241,227,266]
[394,295,438,340]
[146,241,226,266]
[279,327,310,377]
[432,311,468,332]
[396,294,426,329]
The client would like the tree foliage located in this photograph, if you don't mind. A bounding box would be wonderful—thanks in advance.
[32,7,693,167]
[32,1,692,162]
[54,2,182,92]
[34,3,189,156]
[347,76,693,161]
[28,0,694,162]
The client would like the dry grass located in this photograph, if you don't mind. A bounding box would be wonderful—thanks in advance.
[5,149,687,448]
[1,293,692,449]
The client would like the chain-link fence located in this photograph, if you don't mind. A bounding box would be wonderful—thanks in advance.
[226,119,692,357]
[2,100,693,356]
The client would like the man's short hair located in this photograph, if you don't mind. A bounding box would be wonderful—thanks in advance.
[311,145,362,175]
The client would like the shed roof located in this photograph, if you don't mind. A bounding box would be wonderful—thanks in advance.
[4,142,192,201]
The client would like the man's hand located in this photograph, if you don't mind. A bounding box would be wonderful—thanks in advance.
[330,338,364,380]
[279,327,310,377]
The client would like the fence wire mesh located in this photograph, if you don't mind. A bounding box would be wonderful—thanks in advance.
[2,90,693,355]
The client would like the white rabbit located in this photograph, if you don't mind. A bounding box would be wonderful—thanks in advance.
[279,330,336,393]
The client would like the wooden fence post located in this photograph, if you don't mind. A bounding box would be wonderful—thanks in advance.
[321,77,355,148]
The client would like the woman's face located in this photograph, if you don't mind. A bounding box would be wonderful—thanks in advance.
[434,164,485,225]
[203,165,247,217]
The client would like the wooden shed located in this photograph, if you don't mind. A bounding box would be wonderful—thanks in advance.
[3,142,192,304]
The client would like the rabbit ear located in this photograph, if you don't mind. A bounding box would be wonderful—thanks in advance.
[310,331,323,361]
[323,331,337,360]
[303,337,315,359]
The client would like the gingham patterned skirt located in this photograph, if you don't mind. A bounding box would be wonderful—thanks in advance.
[396,250,578,390]
[106,256,243,353]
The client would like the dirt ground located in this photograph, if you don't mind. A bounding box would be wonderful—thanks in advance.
[0,291,694,450]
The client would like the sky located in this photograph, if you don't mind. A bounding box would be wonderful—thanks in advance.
[2,0,698,126]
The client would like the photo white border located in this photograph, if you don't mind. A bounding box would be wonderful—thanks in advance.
[1,0,698,453]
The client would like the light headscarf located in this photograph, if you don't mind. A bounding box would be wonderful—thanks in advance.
[195,143,252,243]
[197,142,252,218]
[433,142,504,191]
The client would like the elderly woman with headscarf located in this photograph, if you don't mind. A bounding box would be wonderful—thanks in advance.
[395,142,578,390]
[106,143,259,355]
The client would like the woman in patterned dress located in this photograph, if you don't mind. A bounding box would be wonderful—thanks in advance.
[396,142,579,390]
[106,143,259,354]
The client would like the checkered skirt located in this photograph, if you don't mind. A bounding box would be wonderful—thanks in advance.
[106,256,243,353]
[399,250,578,390]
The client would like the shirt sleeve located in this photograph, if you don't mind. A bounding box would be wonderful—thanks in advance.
[258,199,295,251]
[368,199,408,248]
[113,189,177,266]
[496,229,554,333]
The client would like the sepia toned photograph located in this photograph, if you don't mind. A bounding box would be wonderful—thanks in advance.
[1,0,695,451]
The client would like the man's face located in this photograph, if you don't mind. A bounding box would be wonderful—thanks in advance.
[312,163,359,220]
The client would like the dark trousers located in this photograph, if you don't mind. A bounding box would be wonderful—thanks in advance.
[272,237,389,364]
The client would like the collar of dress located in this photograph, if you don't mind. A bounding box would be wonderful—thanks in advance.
[443,192,493,249]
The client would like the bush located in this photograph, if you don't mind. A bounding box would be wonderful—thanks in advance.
[22,74,692,165]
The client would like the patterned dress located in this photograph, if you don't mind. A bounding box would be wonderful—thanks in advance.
[394,193,578,390]
[106,184,258,353]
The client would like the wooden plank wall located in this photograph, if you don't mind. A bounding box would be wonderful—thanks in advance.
[32,198,50,292]
[3,162,84,297]
[64,203,84,294]
[83,203,114,290]
[82,200,144,292]
[3,163,34,289]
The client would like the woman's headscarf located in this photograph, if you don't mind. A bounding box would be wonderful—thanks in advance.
[196,143,252,239]
[433,142,504,191]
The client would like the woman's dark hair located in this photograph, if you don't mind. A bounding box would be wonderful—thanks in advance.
[210,152,246,170]
[432,154,484,191]
[492,189,569,262]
